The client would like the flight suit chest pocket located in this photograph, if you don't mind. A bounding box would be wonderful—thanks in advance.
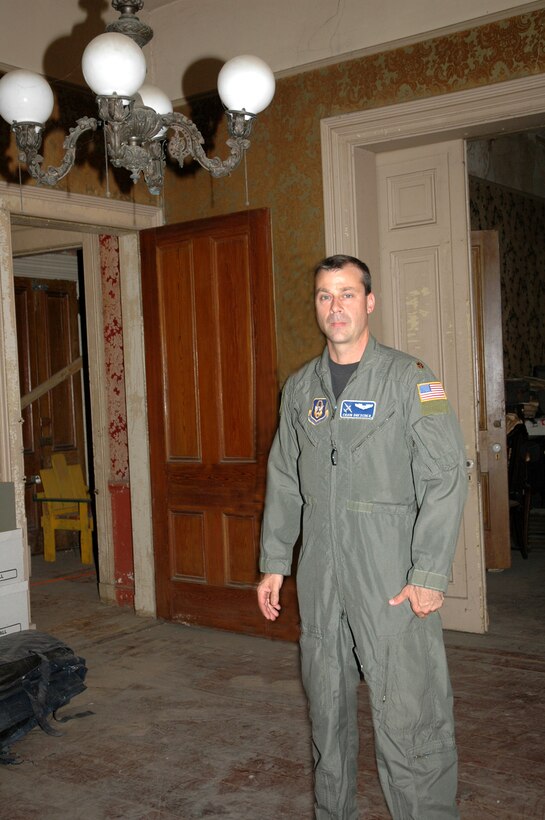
[349,404,398,459]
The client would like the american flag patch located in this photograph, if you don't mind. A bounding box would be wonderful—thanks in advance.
[418,381,447,402]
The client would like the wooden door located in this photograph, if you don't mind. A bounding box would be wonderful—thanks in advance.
[141,209,299,639]
[14,277,86,553]
[471,231,510,569]
[375,140,487,633]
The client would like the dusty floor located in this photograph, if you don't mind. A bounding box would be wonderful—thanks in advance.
[1,518,544,819]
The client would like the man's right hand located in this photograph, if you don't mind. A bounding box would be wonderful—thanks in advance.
[257,573,284,621]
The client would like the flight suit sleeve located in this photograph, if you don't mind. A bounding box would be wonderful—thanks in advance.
[259,379,304,576]
[406,367,468,592]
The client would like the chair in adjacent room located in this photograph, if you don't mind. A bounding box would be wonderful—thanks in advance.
[36,454,94,565]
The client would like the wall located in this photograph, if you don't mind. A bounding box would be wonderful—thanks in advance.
[469,176,545,378]
[162,9,545,386]
[468,131,545,198]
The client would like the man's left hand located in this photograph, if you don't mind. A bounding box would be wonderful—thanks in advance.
[389,584,444,618]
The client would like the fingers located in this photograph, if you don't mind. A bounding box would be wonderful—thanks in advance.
[388,585,444,618]
[258,589,281,620]
[388,589,408,607]
[257,574,283,621]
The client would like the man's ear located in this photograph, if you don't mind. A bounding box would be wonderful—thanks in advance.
[367,293,376,314]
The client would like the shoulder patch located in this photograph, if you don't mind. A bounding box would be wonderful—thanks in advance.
[417,381,447,402]
[417,381,449,415]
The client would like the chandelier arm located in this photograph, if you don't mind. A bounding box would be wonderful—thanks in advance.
[13,117,98,186]
[162,111,252,179]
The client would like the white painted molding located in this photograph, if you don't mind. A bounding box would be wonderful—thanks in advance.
[118,233,156,617]
[321,72,545,254]
[0,183,162,232]
[81,235,116,604]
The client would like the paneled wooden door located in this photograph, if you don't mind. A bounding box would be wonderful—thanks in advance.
[141,209,299,639]
[14,276,86,553]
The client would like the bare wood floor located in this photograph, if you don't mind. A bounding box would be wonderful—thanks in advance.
[2,517,544,819]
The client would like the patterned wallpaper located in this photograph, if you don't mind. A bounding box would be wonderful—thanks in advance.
[99,234,129,481]
[162,9,545,386]
[469,176,545,379]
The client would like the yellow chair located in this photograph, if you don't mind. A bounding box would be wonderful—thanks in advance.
[36,454,94,565]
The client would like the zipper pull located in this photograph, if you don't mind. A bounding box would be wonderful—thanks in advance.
[331,446,337,466]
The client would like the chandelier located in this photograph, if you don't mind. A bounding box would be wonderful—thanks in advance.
[0,0,275,195]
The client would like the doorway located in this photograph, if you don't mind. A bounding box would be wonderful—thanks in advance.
[321,71,545,633]
[0,186,162,624]
[13,248,93,563]
[467,126,545,588]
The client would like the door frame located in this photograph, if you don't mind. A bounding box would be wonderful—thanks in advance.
[0,183,162,616]
[321,72,545,629]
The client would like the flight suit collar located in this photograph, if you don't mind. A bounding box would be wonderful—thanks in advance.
[316,334,379,378]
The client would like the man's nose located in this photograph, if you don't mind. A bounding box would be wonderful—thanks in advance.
[329,295,341,311]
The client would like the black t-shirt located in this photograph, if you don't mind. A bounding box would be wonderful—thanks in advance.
[329,356,359,401]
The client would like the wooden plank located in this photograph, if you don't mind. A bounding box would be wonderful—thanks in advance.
[20,356,82,410]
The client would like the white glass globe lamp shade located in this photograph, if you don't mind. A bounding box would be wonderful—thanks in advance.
[217,55,275,116]
[82,32,147,98]
[136,83,173,138]
[0,70,54,125]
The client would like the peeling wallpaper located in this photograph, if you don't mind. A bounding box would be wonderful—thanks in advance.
[99,234,129,481]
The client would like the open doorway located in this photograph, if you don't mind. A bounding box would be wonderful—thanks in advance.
[466,127,545,634]
[0,187,161,631]
[13,247,96,565]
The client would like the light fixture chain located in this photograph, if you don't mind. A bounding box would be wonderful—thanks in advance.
[244,150,249,208]
[103,126,111,198]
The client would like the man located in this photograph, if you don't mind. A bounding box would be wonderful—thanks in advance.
[257,255,467,819]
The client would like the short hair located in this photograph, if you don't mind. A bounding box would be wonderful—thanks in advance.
[314,254,372,295]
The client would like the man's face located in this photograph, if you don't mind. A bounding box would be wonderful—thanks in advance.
[314,264,375,359]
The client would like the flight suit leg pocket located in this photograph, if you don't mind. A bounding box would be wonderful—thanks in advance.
[377,623,436,734]
[299,624,333,720]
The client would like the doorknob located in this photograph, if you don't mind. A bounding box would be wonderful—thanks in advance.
[491,442,502,460]
[24,475,42,485]
[466,459,474,469]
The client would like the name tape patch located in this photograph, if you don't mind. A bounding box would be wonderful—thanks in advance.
[340,400,376,419]
[418,381,447,403]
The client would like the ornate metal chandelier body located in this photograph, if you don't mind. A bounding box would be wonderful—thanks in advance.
[0,0,275,195]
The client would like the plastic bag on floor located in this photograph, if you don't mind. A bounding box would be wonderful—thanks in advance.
[0,630,88,763]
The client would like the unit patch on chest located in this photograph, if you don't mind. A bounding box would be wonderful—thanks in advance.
[339,400,376,419]
[308,397,330,425]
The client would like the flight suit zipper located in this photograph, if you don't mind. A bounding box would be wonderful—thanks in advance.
[318,370,346,610]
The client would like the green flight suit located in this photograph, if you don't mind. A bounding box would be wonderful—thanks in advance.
[260,336,467,819]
